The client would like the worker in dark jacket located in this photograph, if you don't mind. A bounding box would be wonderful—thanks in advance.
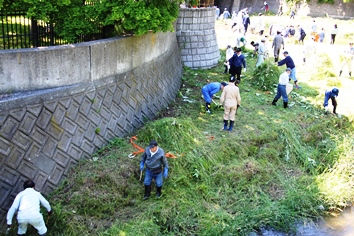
[324,88,339,115]
[229,47,246,84]
[278,51,299,88]
[140,140,168,200]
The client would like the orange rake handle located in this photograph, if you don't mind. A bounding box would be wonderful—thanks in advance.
[128,136,178,159]
[128,136,145,158]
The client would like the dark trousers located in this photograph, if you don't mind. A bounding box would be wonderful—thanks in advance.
[230,66,242,82]
[331,97,337,112]
[299,33,306,43]
[331,34,336,44]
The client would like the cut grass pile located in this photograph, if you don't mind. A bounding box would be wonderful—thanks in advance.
[7,47,354,236]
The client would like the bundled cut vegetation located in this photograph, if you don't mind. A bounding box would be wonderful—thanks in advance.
[5,45,354,235]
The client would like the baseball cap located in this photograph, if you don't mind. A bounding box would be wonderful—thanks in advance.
[149,140,158,148]
[221,82,228,87]
[283,51,289,54]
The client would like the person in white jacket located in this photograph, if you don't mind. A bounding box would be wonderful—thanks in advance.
[224,45,234,74]
[7,180,51,236]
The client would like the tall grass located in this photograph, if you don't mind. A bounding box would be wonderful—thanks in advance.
[6,46,354,236]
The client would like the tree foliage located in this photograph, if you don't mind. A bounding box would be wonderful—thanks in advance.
[0,0,181,43]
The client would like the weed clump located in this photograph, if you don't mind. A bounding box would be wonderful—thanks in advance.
[252,61,281,91]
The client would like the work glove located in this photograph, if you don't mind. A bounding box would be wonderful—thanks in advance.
[324,106,329,115]
[140,161,145,171]
[6,225,11,234]
[243,68,246,72]
[163,168,169,178]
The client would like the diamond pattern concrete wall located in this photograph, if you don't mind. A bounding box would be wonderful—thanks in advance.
[0,34,182,223]
[176,8,220,69]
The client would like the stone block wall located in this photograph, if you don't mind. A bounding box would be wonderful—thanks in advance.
[176,8,220,69]
[0,31,183,222]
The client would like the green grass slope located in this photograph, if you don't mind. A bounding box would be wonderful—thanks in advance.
[8,48,354,236]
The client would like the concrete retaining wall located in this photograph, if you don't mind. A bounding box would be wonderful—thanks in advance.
[0,33,176,94]
[0,31,183,220]
[176,8,220,69]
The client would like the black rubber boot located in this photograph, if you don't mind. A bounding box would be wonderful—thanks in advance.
[223,120,228,130]
[350,72,352,77]
[339,70,342,76]
[143,185,151,200]
[275,57,278,62]
[156,186,162,198]
[284,102,288,108]
[272,99,278,106]
[228,121,235,131]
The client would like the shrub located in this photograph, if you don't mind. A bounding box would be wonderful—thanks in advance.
[251,61,281,91]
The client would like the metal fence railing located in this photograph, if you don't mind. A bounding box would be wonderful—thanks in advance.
[0,10,111,50]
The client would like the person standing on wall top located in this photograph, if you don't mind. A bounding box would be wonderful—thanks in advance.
[272,68,292,108]
[272,31,285,62]
[229,47,246,84]
[6,180,52,236]
[140,140,169,200]
[324,88,339,115]
[278,51,299,89]
[220,76,241,132]
[202,81,228,114]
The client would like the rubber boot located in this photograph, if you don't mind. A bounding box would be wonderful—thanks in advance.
[350,72,352,77]
[284,102,288,108]
[339,70,342,76]
[272,99,278,106]
[228,121,235,131]
[143,185,151,200]
[275,57,278,62]
[206,103,211,114]
[223,120,228,130]
[156,186,162,198]
[333,106,337,114]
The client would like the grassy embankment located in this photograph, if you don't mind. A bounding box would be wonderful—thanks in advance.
[8,47,354,236]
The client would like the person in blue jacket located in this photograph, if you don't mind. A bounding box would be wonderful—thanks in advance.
[202,81,228,113]
[140,140,169,200]
[324,88,339,115]
[278,51,299,88]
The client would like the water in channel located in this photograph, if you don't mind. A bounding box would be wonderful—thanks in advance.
[251,206,354,236]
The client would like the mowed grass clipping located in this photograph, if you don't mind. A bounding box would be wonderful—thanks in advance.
[12,45,354,236]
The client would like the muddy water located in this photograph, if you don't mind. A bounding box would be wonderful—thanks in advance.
[250,207,354,236]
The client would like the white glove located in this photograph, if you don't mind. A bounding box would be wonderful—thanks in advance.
[324,106,329,112]
[243,68,246,72]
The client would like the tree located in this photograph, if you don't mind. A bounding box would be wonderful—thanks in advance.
[1,0,181,43]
